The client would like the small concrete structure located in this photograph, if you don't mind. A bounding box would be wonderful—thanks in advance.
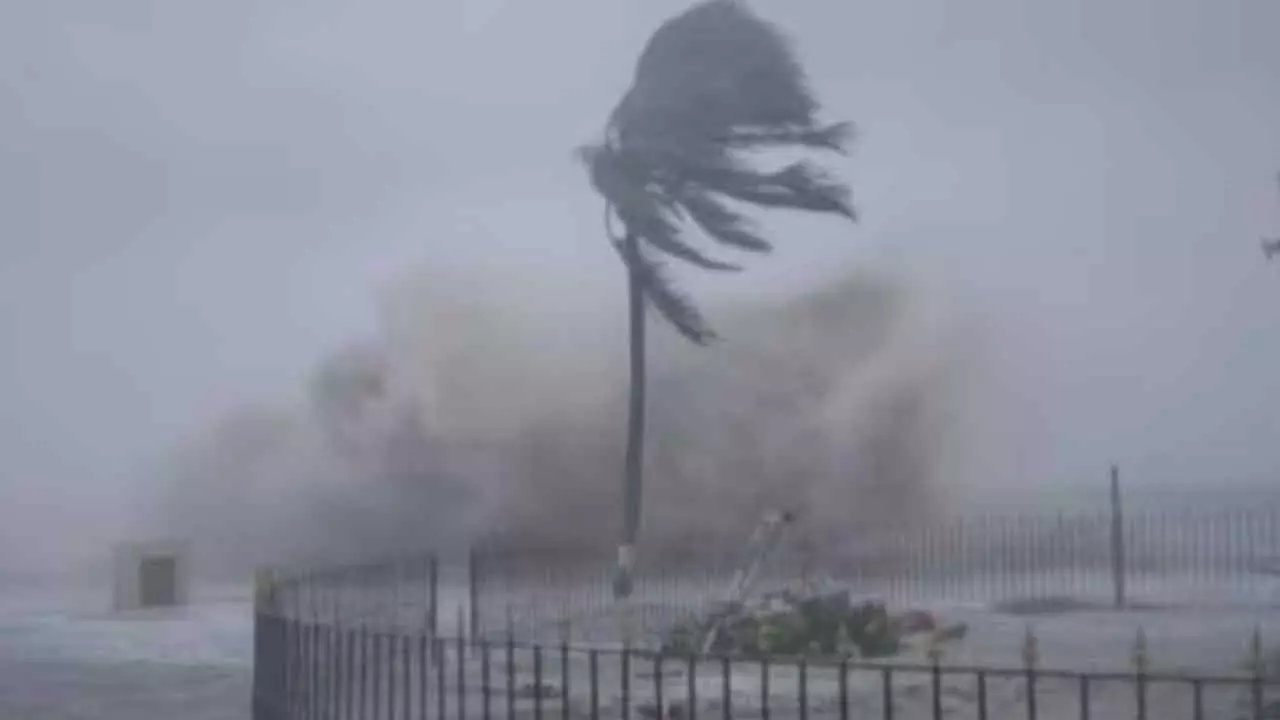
[112,540,192,611]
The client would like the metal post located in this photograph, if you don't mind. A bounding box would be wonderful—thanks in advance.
[428,554,440,639]
[468,547,481,644]
[250,608,272,720]
[1109,464,1127,608]
[251,569,285,720]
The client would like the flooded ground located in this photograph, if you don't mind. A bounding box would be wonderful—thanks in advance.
[2,575,1278,719]
[0,582,253,720]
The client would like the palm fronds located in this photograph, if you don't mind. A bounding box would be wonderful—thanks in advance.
[583,0,854,341]
[612,238,717,344]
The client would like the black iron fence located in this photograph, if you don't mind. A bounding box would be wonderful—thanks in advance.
[470,501,1280,644]
[260,554,448,635]
[255,498,1280,647]
[250,497,1280,717]
[253,610,1280,720]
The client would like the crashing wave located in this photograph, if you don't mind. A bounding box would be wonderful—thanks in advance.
[148,264,981,575]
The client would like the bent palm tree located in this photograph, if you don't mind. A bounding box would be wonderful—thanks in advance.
[580,0,856,598]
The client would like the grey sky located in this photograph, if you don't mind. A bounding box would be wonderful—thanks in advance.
[2,0,1279,564]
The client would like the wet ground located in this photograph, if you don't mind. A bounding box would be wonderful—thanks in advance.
[0,583,253,720]
[2,576,1278,719]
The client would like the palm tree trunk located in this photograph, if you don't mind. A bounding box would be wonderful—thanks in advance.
[614,229,646,600]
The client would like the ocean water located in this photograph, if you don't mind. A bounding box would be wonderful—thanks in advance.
[0,583,254,720]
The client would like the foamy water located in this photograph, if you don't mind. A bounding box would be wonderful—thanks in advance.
[0,583,253,720]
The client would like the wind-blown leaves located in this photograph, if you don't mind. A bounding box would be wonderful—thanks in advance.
[615,0,821,150]
[717,121,855,154]
[688,161,856,219]
[618,202,743,272]
[676,190,773,253]
[584,0,854,342]
[612,238,716,344]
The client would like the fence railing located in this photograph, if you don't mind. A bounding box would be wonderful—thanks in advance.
[470,502,1280,644]
[251,490,1280,718]
[255,498,1280,647]
[261,553,447,635]
[252,611,1280,720]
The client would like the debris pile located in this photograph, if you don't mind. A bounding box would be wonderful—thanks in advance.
[661,588,967,659]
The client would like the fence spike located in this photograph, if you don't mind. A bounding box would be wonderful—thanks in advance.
[1131,626,1148,674]
[1021,624,1039,669]
[457,603,467,651]
[1250,625,1265,678]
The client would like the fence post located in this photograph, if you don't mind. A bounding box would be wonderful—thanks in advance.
[252,569,283,720]
[428,553,440,639]
[1109,464,1127,608]
[468,546,481,645]
[251,582,267,720]
[1250,625,1266,718]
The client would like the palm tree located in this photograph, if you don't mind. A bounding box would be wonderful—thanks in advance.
[579,0,856,598]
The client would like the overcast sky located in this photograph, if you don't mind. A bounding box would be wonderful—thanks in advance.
[2,0,1278,564]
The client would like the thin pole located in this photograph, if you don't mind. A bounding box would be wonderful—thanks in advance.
[1109,464,1127,608]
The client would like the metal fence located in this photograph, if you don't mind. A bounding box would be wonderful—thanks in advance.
[262,554,447,634]
[257,497,1280,647]
[250,508,1280,718]
[252,610,1280,720]
[470,501,1280,644]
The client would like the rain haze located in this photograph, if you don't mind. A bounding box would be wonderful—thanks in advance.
[2,0,1279,583]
